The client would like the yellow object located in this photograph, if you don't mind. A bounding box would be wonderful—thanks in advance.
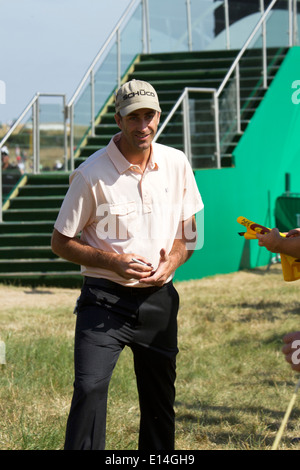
[237,216,300,282]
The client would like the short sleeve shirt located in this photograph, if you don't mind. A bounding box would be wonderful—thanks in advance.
[54,133,204,286]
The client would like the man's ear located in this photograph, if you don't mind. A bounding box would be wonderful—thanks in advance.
[114,113,122,130]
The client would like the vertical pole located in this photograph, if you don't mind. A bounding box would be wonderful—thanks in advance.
[70,104,74,172]
[142,0,146,53]
[90,69,95,137]
[285,172,291,195]
[36,94,40,174]
[186,0,193,51]
[182,89,192,164]
[117,28,121,89]
[260,0,267,89]
[289,0,293,47]
[32,99,37,175]
[236,63,241,134]
[293,0,298,46]
[63,95,68,171]
[144,0,151,53]
[224,0,230,50]
[0,148,2,222]
[213,92,221,169]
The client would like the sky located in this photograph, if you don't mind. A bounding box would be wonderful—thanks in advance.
[0,0,132,123]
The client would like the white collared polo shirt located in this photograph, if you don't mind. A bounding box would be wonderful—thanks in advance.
[54,133,204,286]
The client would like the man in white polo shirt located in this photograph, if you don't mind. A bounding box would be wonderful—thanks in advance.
[52,79,203,450]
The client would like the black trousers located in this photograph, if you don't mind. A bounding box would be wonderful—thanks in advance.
[64,277,180,450]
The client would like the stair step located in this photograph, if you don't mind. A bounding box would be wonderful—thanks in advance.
[0,271,81,277]
[0,222,55,234]
[3,208,59,222]
[0,258,77,273]
[0,233,52,246]
[132,66,279,82]
[8,196,65,209]
[0,247,55,259]
[18,185,69,197]
[139,47,285,62]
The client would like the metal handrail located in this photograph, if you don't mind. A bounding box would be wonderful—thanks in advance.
[0,93,40,223]
[0,92,67,148]
[0,92,67,222]
[0,94,38,149]
[67,0,142,169]
[155,0,296,169]
[216,0,278,98]
[154,87,217,140]
[67,0,140,109]
[1,0,297,181]
[154,87,220,167]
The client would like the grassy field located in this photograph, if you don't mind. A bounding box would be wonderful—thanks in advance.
[1,265,300,450]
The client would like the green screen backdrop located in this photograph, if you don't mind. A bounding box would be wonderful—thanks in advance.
[175,46,300,282]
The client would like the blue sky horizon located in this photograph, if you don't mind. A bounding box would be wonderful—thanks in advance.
[0,0,132,124]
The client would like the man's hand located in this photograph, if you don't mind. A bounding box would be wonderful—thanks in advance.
[139,217,197,287]
[256,227,300,258]
[114,254,153,280]
[51,229,153,280]
[256,228,282,252]
[286,229,300,238]
[139,248,172,287]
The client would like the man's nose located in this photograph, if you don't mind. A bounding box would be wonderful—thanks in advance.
[137,119,148,131]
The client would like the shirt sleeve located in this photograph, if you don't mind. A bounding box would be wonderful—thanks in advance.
[180,158,204,221]
[54,171,96,237]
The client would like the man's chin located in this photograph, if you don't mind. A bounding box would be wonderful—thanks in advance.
[135,140,152,151]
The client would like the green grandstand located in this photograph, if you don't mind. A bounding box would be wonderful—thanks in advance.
[1,0,299,286]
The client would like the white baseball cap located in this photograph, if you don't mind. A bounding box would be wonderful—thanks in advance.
[115,79,161,117]
[1,146,9,155]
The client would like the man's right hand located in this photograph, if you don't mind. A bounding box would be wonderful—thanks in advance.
[112,253,153,280]
[51,229,153,280]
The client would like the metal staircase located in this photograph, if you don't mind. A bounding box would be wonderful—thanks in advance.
[0,47,288,285]
[0,173,80,285]
[76,47,286,169]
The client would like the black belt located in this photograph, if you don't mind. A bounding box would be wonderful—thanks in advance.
[83,276,170,295]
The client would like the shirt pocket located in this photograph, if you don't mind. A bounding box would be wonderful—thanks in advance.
[108,201,138,239]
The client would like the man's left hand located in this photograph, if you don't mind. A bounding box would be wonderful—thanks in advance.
[139,248,172,287]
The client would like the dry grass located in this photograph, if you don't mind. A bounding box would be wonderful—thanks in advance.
[174,267,300,450]
[1,265,300,450]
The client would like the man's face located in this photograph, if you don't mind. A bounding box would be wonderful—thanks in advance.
[2,154,9,165]
[115,108,160,153]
